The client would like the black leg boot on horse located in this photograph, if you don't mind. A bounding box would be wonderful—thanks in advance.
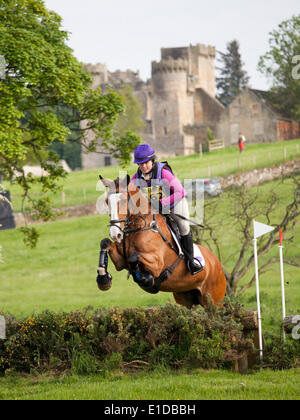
[97,238,113,291]
[128,253,155,290]
[180,232,204,275]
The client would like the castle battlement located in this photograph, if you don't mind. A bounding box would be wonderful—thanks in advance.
[190,43,216,57]
[151,57,188,74]
[82,42,219,169]
[84,63,107,75]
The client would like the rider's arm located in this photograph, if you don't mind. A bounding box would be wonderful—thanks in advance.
[160,169,185,209]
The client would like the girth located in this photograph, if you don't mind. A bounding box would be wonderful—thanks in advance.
[119,213,184,294]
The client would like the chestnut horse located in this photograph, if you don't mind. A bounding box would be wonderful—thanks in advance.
[96,175,226,309]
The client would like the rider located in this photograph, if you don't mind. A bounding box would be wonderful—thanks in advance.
[131,144,203,275]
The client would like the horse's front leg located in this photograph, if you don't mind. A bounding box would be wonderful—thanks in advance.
[96,238,127,291]
[97,238,113,291]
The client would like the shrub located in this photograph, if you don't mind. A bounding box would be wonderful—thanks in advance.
[1,302,298,375]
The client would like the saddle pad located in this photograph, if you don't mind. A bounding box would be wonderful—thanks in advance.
[193,243,205,267]
[169,228,206,267]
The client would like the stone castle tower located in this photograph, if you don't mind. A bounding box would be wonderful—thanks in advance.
[81,43,224,169]
[148,44,218,156]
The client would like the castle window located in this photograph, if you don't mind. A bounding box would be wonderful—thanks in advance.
[164,109,167,116]
[104,156,111,167]
[164,127,168,135]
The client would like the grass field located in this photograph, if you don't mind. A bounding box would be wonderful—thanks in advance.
[1,368,299,400]
[4,139,300,212]
[1,142,300,400]
[1,175,299,324]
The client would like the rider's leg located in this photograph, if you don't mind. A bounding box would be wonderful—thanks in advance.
[171,198,204,275]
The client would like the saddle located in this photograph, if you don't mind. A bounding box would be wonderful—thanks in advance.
[165,215,205,268]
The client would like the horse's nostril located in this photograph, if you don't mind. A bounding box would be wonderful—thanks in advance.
[117,233,122,240]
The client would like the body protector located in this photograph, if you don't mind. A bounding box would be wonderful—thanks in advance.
[133,161,175,208]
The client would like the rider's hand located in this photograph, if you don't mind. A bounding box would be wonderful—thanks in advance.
[150,198,161,213]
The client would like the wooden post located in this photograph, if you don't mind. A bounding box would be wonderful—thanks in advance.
[283,147,287,160]
[199,143,202,158]
[235,310,260,373]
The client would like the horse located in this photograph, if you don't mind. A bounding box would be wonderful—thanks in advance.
[96,174,226,309]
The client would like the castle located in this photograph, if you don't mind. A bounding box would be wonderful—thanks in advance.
[81,43,300,170]
[81,43,224,169]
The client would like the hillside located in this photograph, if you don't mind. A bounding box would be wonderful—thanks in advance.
[4,139,300,213]
[1,174,299,336]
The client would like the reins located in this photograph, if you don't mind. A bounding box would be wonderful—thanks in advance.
[109,190,185,291]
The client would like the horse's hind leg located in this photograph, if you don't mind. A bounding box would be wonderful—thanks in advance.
[173,289,203,309]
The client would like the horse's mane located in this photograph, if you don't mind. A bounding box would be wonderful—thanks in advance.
[127,180,152,216]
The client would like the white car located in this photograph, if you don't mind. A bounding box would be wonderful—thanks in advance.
[183,178,222,199]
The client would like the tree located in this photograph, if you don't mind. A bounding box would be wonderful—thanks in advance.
[216,40,250,106]
[193,175,300,296]
[0,0,140,246]
[258,15,300,120]
[48,104,82,170]
[114,84,145,137]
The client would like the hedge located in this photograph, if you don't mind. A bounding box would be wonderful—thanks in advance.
[0,301,299,375]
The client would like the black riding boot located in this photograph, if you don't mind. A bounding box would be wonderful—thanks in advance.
[180,232,204,275]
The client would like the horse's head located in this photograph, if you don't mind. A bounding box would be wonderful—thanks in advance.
[100,174,151,243]
[99,174,130,243]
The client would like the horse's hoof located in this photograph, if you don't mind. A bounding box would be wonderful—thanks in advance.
[97,273,112,291]
[100,238,112,249]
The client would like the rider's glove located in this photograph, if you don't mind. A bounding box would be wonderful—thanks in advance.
[150,198,161,213]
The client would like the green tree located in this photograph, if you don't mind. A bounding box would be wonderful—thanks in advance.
[48,104,82,170]
[258,14,300,120]
[0,0,140,246]
[114,84,145,137]
[216,40,250,106]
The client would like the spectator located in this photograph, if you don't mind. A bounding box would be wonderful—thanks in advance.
[238,133,246,153]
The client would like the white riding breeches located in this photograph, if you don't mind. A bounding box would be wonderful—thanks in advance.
[170,198,191,237]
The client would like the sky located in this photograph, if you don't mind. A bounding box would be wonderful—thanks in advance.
[44,0,299,90]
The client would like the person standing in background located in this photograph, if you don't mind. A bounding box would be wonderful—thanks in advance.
[238,133,246,153]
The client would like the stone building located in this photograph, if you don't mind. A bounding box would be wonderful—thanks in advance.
[81,44,300,170]
[81,43,224,169]
[216,88,300,145]
[81,64,143,170]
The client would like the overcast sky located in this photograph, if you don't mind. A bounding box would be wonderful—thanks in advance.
[44,0,299,90]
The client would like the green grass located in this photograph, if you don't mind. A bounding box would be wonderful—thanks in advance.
[1,176,299,329]
[0,214,170,317]
[0,368,299,400]
[1,143,300,400]
[4,139,300,212]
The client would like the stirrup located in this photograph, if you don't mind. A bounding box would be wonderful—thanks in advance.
[187,258,204,275]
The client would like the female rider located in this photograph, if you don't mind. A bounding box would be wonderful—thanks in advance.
[131,144,203,275]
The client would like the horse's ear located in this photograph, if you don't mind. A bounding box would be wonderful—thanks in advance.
[99,175,115,190]
[119,174,131,189]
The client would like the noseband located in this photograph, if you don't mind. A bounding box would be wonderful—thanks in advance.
[109,190,177,253]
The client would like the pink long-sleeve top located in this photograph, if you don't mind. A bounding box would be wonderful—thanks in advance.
[131,168,185,208]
